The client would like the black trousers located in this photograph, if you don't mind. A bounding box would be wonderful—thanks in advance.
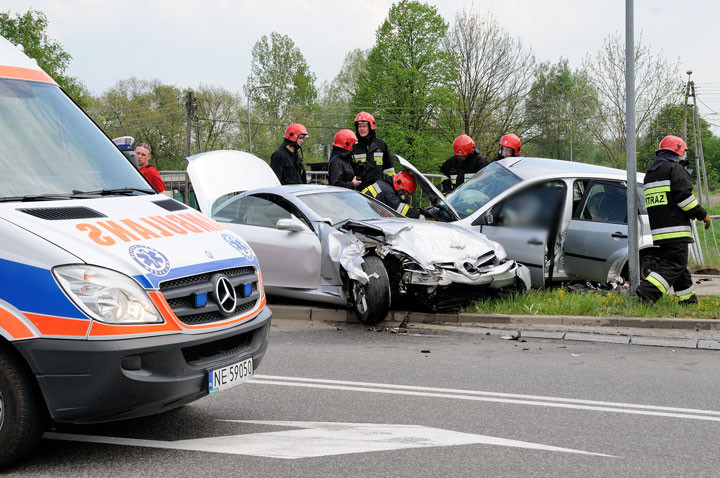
[636,241,695,304]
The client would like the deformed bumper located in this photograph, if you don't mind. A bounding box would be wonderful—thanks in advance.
[15,306,272,424]
[405,260,531,290]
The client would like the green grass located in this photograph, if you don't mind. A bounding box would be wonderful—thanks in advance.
[692,202,720,270]
[466,288,720,320]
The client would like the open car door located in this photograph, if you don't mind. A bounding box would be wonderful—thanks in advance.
[472,180,568,288]
[396,155,460,221]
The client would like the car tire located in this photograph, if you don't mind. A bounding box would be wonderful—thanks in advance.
[639,253,660,279]
[351,255,391,325]
[0,346,47,469]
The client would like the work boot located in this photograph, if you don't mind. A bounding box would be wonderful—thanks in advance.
[635,288,655,305]
[679,295,698,306]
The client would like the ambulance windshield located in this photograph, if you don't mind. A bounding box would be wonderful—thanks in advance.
[0,78,151,199]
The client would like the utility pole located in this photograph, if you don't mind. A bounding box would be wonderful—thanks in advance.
[185,90,194,157]
[193,92,201,154]
[682,71,692,142]
[625,0,640,292]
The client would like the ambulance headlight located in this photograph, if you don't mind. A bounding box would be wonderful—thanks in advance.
[53,265,163,324]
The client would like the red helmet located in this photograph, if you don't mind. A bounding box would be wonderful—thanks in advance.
[499,134,522,156]
[657,135,687,156]
[333,129,357,151]
[354,111,376,130]
[393,171,416,194]
[284,123,308,141]
[453,134,475,156]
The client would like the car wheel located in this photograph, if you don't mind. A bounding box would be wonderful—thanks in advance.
[351,255,391,325]
[0,346,47,469]
[639,253,660,279]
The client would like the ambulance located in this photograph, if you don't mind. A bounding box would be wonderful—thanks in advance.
[0,36,271,467]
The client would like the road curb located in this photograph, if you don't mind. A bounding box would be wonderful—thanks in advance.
[267,304,720,330]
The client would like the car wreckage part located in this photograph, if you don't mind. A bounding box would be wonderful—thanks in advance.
[351,255,391,324]
[0,346,47,469]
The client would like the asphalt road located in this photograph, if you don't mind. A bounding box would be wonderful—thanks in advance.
[9,319,720,477]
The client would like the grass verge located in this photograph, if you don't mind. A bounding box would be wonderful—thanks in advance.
[467,288,720,320]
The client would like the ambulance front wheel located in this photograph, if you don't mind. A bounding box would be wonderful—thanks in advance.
[0,346,47,469]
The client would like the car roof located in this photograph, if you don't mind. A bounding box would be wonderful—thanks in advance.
[501,157,635,180]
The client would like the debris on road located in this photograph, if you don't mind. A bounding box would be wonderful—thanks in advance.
[501,330,522,340]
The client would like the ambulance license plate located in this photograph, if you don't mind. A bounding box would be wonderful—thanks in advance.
[208,357,253,393]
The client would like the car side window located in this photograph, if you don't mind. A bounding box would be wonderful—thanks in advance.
[255,193,314,231]
[213,194,302,229]
[574,181,627,224]
[491,181,566,228]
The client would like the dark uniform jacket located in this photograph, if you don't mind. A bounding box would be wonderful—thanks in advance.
[439,151,488,191]
[270,139,307,185]
[643,150,707,244]
[362,176,420,219]
[352,129,394,190]
[328,146,357,189]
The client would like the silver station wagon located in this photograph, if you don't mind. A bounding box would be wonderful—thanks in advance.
[405,156,656,288]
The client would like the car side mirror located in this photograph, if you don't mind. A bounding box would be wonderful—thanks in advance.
[472,212,493,227]
[276,218,306,232]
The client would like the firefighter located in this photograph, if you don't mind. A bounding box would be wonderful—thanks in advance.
[492,133,522,162]
[439,134,488,193]
[636,135,712,305]
[352,111,395,190]
[328,129,361,189]
[362,171,422,219]
[270,123,308,185]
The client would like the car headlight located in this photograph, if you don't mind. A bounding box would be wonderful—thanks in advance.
[53,265,163,324]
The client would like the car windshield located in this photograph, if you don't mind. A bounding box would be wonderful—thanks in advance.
[446,162,522,219]
[0,78,150,199]
[297,191,400,224]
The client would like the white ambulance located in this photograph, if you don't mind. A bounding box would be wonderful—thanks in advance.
[0,36,271,467]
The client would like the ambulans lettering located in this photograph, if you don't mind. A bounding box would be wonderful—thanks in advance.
[77,213,227,246]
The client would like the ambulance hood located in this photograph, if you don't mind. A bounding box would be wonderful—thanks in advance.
[0,195,260,289]
[186,150,280,215]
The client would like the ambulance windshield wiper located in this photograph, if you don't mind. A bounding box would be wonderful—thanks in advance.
[0,194,74,202]
[71,188,156,197]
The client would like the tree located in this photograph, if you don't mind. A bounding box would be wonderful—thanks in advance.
[0,9,89,107]
[245,32,318,161]
[316,49,368,159]
[88,78,186,170]
[352,0,454,172]
[524,59,597,161]
[583,33,682,168]
[442,9,535,158]
[194,85,245,153]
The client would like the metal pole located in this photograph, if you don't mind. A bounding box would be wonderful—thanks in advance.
[625,0,640,292]
[247,93,253,154]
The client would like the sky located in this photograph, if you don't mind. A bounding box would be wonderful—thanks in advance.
[5,0,720,129]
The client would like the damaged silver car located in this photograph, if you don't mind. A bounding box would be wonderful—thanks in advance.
[184,151,531,324]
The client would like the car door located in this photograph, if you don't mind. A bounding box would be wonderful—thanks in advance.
[564,180,629,282]
[212,193,322,289]
[474,181,567,287]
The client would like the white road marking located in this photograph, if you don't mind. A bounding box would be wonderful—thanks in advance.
[252,375,720,423]
[44,421,613,459]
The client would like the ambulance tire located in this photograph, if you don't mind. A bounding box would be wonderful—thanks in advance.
[0,346,47,469]
[351,255,391,325]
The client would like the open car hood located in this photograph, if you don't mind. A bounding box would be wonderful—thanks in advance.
[396,156,460,221]
[187,150,280,214]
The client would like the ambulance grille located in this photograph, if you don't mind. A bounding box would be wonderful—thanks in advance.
[18,206,106,220]
[159,267,260,325]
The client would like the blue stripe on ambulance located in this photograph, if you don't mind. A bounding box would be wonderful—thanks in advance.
[0,257,87,319]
